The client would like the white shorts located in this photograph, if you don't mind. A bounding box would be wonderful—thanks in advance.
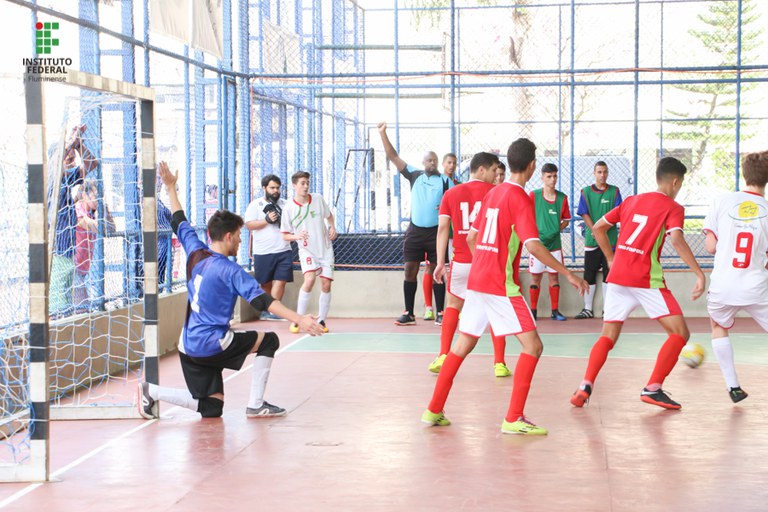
[529,249,563,274]
[447,261,470,300]
[708,301,768,331]
[458,290,536,337]
[299,250,334,280]
[603,283,682,322]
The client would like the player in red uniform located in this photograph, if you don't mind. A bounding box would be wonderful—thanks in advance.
[430,152,511,377]
[569,157,706,410]
[422,139,588,435]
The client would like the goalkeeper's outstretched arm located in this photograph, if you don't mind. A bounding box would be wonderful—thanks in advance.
[157,161,185,233]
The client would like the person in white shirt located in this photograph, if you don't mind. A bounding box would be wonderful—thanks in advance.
[244,174,293,321]
[281,171,337,333]
[703,150,768,403]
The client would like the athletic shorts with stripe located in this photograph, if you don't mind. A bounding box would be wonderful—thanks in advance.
[708,301,768,331]
[447,261,470,300]
[528,249,564,275]
[299,249,334,280]
[458,290,537,337]
[603,283,682,322]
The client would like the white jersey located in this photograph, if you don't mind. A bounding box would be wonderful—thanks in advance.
[244,196,291,255]
[281,193,334,259]
[704,191,768,306]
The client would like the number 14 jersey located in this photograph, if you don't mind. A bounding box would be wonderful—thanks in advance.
[704,191,768,306]
[603,191,685,289]
[438,179,495,264]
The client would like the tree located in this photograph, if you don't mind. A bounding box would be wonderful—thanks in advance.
[663,0,762,182]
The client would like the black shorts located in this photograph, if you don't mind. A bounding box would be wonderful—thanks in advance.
[584,248,610,284]
[179,331,259,399]
[403,224,439,263]
[253,250,294,285]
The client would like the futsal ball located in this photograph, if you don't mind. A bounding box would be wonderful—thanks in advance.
[680,343,705,368]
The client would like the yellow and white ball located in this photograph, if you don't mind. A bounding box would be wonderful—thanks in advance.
[680,343,705,368]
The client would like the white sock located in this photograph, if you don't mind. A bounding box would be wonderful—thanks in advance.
[584,284,596,311]
[149,383,199,411]
[712,336,740,389]
[297,289,311,316]
[319,291,331,322]
[248,355,273,409]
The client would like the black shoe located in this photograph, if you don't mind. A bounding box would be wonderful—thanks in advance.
[531,309,537,321]
[395,312,416,326]
[137,382,156,419]
[575,308,594,319]
[246,401,287,418]
[729,387,748,403]
[435,312,443,326]
[640,388,681,410]
[550,309,567,321]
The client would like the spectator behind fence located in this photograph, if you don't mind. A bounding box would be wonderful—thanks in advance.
[244,174,294,321]
[157,196,174,289]
[575,160,623,319]
[377,121,453,327]
[50,124,98,316]
[72,179,115,311]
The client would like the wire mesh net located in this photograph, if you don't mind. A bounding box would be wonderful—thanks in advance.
[45,84,147,411]
[0,75,32,466]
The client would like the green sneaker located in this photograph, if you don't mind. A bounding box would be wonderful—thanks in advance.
[494,362,512,378]
[428,354,447,373]
[421,409,451,426]
[423,309,435,321]
[501,417,548,435]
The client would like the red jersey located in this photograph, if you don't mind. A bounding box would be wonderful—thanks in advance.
[467,182,540,297]
[603,191,685,288]
[438,179,495,263]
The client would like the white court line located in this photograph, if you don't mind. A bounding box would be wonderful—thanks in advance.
[0,334,309,510]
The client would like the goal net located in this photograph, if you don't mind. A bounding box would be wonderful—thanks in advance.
[43,76,158,421]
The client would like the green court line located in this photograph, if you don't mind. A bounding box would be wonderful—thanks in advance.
[286,332,768,365]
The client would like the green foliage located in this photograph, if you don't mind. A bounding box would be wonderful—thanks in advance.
[663,0,762,176]
[406,0,500,29]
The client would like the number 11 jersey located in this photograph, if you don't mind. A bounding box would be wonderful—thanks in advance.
[704,191,768,306]
[602,191,685,289]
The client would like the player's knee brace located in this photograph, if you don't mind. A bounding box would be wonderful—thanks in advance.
[256,332,280,358]
[198,397,224,418]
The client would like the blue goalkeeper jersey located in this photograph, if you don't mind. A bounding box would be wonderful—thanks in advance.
[176,221,266,357]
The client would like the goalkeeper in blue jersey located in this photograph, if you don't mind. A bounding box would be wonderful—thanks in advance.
[138,162,324,420]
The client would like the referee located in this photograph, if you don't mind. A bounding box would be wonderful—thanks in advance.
[378,121,454,326]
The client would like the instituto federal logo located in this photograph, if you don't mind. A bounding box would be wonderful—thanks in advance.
[36,21,59,54]
[23,20,71,82]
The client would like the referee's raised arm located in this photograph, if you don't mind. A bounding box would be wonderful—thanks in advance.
[377,121,410,178]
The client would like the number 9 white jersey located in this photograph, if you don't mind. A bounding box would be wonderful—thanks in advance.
[704,191,768,306]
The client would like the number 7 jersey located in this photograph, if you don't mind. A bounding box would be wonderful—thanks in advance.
[704,191,768,306]
[602,191,685,289]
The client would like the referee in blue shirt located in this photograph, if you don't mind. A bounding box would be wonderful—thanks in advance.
[138,162,324,420]
[378,122,454,326]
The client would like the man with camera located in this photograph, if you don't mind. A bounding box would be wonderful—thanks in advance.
[245,174,293,321]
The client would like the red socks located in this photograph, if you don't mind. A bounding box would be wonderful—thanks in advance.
[549,284,560,310]
[584,335,616,385]
[490,327,506,365]
[439,307,460,355]
[529,285,540,310]
[428,352,465,413]
[647,334,687,388]
[423,271,433,309]
[505,353,540,422]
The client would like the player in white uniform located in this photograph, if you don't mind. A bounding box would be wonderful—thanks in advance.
[281,171,337,333]
[703,150,768,403]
